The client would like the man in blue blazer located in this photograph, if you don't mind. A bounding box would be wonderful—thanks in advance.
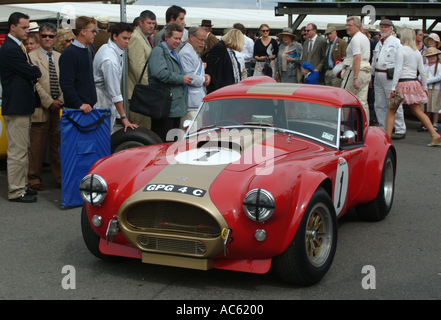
[0,12,42,203]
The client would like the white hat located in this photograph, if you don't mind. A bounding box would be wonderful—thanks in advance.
[29,22,39,32]
[95,15,109,24]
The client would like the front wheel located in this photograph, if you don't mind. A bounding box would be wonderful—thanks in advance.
[274,187,338,286]
[81,205,123,262]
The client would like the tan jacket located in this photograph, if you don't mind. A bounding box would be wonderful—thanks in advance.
[29,48,64,123]
[326,37,348,64]
[127,26,153,99]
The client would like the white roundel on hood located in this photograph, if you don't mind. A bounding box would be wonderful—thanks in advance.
[175,147,241,166]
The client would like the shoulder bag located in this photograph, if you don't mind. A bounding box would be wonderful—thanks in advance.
[129,60,172,120]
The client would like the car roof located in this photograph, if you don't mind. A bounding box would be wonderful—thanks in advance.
[204,76,361,108]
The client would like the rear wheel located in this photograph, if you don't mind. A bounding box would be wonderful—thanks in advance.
[356,149,395,221]
[111,126,162,154]
[274,187,338,286]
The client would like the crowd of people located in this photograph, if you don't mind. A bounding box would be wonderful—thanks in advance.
[0,6,440,203]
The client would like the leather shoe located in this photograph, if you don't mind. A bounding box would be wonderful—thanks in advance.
[30,184,44,191]
[26,188,38,196]
[9,194,37,203]
[391,133,406,140]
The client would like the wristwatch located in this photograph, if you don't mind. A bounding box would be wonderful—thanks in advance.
[121,115,127,120]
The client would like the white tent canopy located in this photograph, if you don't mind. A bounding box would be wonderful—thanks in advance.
[1,2,439,32]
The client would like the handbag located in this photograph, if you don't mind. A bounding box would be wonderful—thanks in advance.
[262,59,273,77]
[129,60,172,120]
[388,90,404,110]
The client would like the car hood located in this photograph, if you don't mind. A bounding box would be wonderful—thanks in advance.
[154,129,309,172]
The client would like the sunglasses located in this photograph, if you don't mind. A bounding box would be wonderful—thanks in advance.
[40,34,56,39]
[65,38,75,43]
[261,29,270,32]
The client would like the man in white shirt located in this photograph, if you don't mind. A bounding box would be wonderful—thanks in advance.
[341,16,372,124]
[94,22,138,133]
[179,26,211,126]
[370,19,405,139]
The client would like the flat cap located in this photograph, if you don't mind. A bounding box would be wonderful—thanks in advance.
[379,19,393,26]
[325,26,336,34]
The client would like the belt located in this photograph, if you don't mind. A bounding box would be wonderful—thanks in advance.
[375,69,387,73]
[398,78,418,82]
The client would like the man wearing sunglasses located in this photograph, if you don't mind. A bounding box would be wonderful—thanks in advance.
[302,23,327,84]
[28,22,63,192]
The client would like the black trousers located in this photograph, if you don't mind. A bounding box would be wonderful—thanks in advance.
[151,117,181,142]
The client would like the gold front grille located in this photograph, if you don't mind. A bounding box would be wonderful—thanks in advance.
[137,235,206,255]
[125,201,221,237]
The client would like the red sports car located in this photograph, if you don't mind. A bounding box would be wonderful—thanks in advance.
[81,76,396,286]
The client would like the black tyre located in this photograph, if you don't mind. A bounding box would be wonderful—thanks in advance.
[356,149,395,222]
[111,126,162,154]
[81,204,123,262]
[274,187,338,286]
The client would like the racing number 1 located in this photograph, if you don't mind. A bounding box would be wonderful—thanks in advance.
[334,157,349,216]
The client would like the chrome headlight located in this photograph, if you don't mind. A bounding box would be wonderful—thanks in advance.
[79,174,107,205]
[243,189,276,222]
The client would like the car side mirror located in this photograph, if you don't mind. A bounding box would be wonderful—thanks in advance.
[183,120,192,132]
[341,130,356,143]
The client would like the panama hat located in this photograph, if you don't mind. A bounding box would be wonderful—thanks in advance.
[29,22,39,32]
[276,27,298,41]
[424,33,441,48]
[424,47,441,57]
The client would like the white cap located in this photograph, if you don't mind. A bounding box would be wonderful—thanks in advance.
[95,15,109,24]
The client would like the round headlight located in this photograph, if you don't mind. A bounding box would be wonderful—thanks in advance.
[243,189,275,222]
[79,174,107,205]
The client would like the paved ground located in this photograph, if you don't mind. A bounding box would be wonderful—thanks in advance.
[0,119,440,301]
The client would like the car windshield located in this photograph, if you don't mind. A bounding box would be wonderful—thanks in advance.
[187,98,340,146]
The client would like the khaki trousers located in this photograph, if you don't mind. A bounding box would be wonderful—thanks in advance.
[325,69,343,88]
[342,68,371,125]
[3,114,31,199]
[28,110,61,188]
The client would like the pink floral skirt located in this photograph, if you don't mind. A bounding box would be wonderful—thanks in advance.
[389,80,428,105]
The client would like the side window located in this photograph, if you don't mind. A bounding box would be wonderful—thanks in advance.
[340,106,363,145]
